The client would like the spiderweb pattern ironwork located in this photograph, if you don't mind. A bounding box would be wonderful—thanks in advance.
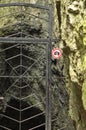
[0,3,49,130]
[0,43,46,130]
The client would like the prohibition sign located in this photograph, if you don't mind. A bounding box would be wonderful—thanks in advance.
[52,48,62,59]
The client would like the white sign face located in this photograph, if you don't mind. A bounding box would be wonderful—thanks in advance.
[52,48,62,59]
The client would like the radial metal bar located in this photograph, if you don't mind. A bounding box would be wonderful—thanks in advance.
[0,125,11,130]
[0,114,19,123]
[0,44,19,53]
[45,4,52,130]
[6,104,20,111]
[21,112,45,123]
[29,123,45,130]
[21,102,42,112]
[6,102,42,112]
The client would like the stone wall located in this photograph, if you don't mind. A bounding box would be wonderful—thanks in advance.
[53,0,86,130]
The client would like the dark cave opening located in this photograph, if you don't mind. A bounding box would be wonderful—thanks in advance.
[0,99,45,130]
[0,42,46,130]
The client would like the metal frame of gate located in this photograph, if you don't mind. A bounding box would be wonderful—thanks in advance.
[0,2,58,130]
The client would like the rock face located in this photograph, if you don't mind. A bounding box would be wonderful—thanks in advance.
[53,0,86,130]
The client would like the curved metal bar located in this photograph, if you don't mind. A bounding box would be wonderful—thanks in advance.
[0,3,49,10]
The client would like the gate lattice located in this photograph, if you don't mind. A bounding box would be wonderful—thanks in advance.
[0,2,56,130]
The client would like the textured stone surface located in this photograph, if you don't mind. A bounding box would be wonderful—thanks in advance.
[52,0,86,130]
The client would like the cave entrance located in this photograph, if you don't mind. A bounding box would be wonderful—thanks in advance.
[0,2,57,130]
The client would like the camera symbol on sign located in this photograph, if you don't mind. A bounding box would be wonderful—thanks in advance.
[52,48,62,59]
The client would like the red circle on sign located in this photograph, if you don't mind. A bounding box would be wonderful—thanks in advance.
[52,48,62,59]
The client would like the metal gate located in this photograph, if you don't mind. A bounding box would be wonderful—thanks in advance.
[0,2,56,130]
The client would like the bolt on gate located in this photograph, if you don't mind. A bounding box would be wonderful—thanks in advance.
[0,2,57,130]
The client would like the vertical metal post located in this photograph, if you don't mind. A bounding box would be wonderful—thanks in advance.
[19,6,23,130]
[46,4,52,130]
